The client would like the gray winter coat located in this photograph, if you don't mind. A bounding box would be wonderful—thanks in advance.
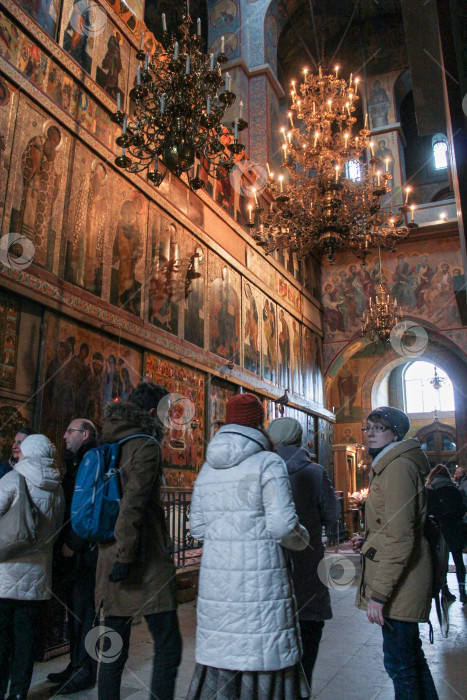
[0,458,64,600]
[190,424,309,672]
[277,446,340,621]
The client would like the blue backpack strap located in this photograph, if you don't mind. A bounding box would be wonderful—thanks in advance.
[115,433,164,485]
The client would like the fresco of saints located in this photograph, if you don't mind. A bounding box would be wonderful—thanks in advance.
[292,319,301,394]
[262,299,277,383]
[148,221,181,333]
[243,283,260,374]
[110,200,143,315]
[65,161,108,295]
[209,267,240,363]
[184,246,205,348]
[18,124,61,268]
[278,309,290,389]
[96,31,123,100]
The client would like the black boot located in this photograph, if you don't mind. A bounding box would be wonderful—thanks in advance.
[47,663,73,684]
[459,584,467,605]
[442,584,456,603]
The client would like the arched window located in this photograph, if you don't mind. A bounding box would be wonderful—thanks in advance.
[403,361,454,413]
[345,159,362,182]
[432,134,448,170]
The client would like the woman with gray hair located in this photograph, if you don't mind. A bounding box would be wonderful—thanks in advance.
[267,417,340,692]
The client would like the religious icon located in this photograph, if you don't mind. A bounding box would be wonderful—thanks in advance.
[210,0,237,29]
[22,0,60,39]
[278,308,291,389]
[209,263,240,364]
[148,210,182,334]
[368,79,391,128]
[110,197,144,315]
[62,0,95,73]
[64,148,110,296]
[95,29,125,102]
[243,282,261,375]
[262,298,277,383]
[184,244,205,349]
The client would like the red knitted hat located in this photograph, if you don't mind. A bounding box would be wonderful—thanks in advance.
[225,393,265,428]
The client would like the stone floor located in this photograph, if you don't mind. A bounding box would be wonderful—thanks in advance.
[26,569,467,700]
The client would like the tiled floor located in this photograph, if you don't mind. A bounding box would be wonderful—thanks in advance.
[26,569,467,699]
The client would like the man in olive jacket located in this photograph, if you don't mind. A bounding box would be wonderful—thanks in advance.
[352,407,438,699]
[96,382,181,700]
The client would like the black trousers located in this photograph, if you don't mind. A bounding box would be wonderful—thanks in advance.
[0,598,43,698]
[98,610,182,700]
[66,565,97,678]
[299,619,325,689]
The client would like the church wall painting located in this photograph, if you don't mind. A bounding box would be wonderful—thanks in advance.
[277,307,292,390]
[94,18,130,106]
[63,141,113,298]
[183,234,206,350]
[20,0,61,39]
[262,295,277,384]
[208,377,236,438]
[145,353,205,481]
[0,74,18,228]
[59,0,96,75]
[242,279,262,376]
[0,404,30,462]
[109,176,148,317]
[301,326,322,403]
[39,313,142,461]
[2,95,71,273]
[208,253,241,364]
[322,240,465,344]
[0,291,20,388]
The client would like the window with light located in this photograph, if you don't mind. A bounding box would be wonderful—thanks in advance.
[345,159,362,182]
[432,134,448,170]
[404,361,454,413]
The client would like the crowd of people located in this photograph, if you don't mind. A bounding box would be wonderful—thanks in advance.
[0,390,465,700]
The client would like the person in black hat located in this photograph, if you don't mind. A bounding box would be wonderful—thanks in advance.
[352,406,439,699]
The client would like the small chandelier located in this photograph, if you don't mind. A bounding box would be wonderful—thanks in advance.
[250,66,417,263]
[112,7,247,189]
[362,248,401,344]
[429,367,445,392]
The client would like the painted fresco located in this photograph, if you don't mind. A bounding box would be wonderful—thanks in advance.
[21,0,61,39]
[291,316,302,395]
[94,22,129,105]
[104,0,140,29]
[183,239,206,350]
[301,326,319,402]
[109,178,147,316]
[40,313,142,460]
[0,291,20,388]
[277,307,292,389]
[322,241,465,343]
[0,404,30,461]
[0,75,18,224]
[64,142,113,297]
[304,254,322,303]
[366,71,398,129]
[265,9,279,72]
[332,357,363,424]
[209,377,236,437]
[145,353,205,475]
[2,95,71,273]
[208,254,241,364]
[210,0,238,28]
[262,296,277,383]
[245,247,301,312]
[242,280,261,375]
[209,32,238,59]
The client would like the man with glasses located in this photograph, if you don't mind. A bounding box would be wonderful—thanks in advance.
[352,406,439,699]
[48,419,99,694]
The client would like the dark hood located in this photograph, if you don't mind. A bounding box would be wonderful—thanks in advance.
[276,445,312,475]
[428,474,455,490]
[102,400,163,443]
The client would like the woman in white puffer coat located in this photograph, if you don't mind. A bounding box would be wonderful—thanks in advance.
[187,394,310,700]
[0,434,64,700]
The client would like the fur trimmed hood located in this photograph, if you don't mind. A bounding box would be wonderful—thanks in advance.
[102,399,163,443]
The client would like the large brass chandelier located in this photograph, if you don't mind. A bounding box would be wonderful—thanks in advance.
[362,248,401,344]
[250,67,417,263]
[113,8,247,189]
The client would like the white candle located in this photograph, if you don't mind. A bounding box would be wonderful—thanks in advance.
[162,13,166,32]
[174,42,179,60]
[335,165,340,183]
[221,36,225,54]
[122,115,127,135]
[354,78,359,93]
[185,55,190,74]
[313,101,315,116]
[117,92,121,112]
[335,65,339,78]
[137,66,141,85]
[234,119,238,140]
[349,72,353,86]
[207,96,210,114]
[410,205,415,223]
[248,204,252,222]
[196,162,201,178]
[364,112,368,128]
[288,112,294,127]
[239,100,243,119]
[304,68,308,81]
[346,102,350,117]
[282,143,287,158]
[139,31,145,50]
[385,157,389,172]
[225,72,231,91]
[121,147,126,157]
[314,131,319,147]
[319,65,322,78]
[405,186,411,204]
[160,94,165,114]
[145,53,149,71]
[209,53,214,71]
[253,187,258,204]
[154,157,159,172]
[279,175,283,193]
[197,18,201,36]
[281,127,287,142]
[377,171,381,186]
[369,141,375,157]
[266,162,271,176]
[344,132,349,146]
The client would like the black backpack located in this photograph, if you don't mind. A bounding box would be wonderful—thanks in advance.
[424,515,449,637]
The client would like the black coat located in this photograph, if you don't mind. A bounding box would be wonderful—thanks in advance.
[427,475,467,551]
[277,445,340,621]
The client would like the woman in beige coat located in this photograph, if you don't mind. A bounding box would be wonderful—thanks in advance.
[352,407,438,699]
